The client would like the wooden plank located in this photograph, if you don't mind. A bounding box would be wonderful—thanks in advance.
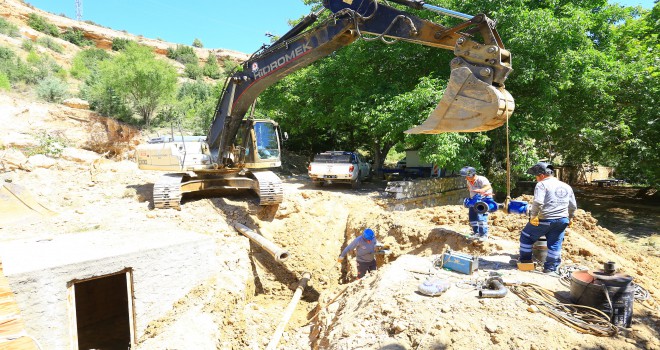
[0,261,39,350]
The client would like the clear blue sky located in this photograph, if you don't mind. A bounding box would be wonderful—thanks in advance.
[25,0,656,54]
[26,0,313,53]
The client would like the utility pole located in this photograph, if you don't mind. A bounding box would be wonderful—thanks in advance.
[75,0,82,21]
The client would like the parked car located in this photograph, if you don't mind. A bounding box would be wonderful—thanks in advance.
[308,151,371,189]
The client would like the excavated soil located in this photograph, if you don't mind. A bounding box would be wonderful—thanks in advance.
[1,91,659,349]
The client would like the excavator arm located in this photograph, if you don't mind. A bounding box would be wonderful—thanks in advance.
[207,0,514,167]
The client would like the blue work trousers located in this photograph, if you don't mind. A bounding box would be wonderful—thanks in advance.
[519,218,569,271]
[468,207,489,237]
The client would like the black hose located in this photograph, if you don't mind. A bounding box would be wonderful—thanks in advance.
[479,277,508,298]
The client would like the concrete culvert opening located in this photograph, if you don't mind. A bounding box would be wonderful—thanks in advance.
[72,271,133,350]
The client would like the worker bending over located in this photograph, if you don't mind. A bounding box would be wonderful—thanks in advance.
[338,228,378,279]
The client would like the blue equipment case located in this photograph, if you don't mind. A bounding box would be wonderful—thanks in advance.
[439,250,479,275]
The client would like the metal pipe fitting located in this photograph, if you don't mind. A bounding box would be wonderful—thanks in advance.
[463,194,499,214]
[479,277,508,298]
[234,223,289,262]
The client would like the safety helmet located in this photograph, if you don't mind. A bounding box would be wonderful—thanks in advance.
[460,166,476,177]
[363,228,375,240]
[526,162,554,176]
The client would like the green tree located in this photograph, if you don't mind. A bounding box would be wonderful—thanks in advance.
[92,43,177,127]
[203,52,221,79]
[192,38,204,48]
[70,48,111,79]
[263,0,658,188]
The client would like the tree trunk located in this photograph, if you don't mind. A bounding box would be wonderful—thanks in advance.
[372,140,393,178]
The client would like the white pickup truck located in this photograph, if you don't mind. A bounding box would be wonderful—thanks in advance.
[308,151,371,189]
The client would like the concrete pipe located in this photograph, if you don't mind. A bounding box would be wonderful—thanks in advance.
[266,272,312,350]
[234,223,289,262]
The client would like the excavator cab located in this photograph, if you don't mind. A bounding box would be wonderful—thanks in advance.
[233,119,283,169]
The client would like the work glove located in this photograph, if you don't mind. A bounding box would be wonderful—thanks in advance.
[529,216,540,226]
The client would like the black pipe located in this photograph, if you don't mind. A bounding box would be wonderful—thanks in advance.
[479,277,508,298]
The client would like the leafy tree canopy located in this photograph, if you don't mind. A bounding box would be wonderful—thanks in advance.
[258,0,658,187]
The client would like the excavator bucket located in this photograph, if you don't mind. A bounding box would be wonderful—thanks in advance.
[0,183,55,224]
[406,67,515,134]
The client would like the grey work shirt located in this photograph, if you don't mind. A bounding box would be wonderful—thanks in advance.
[530,177,577,220]
[340,236,378,263]
[467,175,492,198]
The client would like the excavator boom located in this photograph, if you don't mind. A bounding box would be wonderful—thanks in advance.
[208,0,515,164]
[137,0,515,210]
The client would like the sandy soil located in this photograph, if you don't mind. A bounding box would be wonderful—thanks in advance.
[1,90,659,349]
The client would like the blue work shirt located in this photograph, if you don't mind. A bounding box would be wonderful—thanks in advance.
[340,236,378,263]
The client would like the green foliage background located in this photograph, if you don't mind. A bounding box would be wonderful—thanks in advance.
[3,0,657,189]
[255,0,659,188]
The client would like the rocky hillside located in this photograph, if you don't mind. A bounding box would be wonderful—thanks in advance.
[0,0,248,63]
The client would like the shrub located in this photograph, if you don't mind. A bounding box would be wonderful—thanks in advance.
[62,28,94,47]
[222,58,241,74]
[203,52,221,79]
[27,132,68,157]
[111,37,132,51]
[36,76,69,102]
[0,18,20,37]
[27,13,60,37]
[0,72,10,91]
[85,83,134,122]
[21,39,35,51]
[22,50,64,84]
[166,45,197,65]
[70,48,111,79]
[192,38,203,48]
[184,63,203,80]
[36,37,64,53]
[0,46,33,84]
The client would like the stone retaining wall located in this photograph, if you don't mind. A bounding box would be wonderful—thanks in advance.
[383,177,467,210]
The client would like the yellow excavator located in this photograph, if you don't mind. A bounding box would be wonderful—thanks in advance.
[136,0,514,209]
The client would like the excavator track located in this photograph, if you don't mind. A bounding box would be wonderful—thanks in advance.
[153,174,184,210]
[252,170,283,206]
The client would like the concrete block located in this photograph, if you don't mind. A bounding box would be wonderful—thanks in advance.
[0,230,217,349]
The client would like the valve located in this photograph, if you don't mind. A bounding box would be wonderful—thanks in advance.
[463,194,500,214]
[463,195,529,215]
